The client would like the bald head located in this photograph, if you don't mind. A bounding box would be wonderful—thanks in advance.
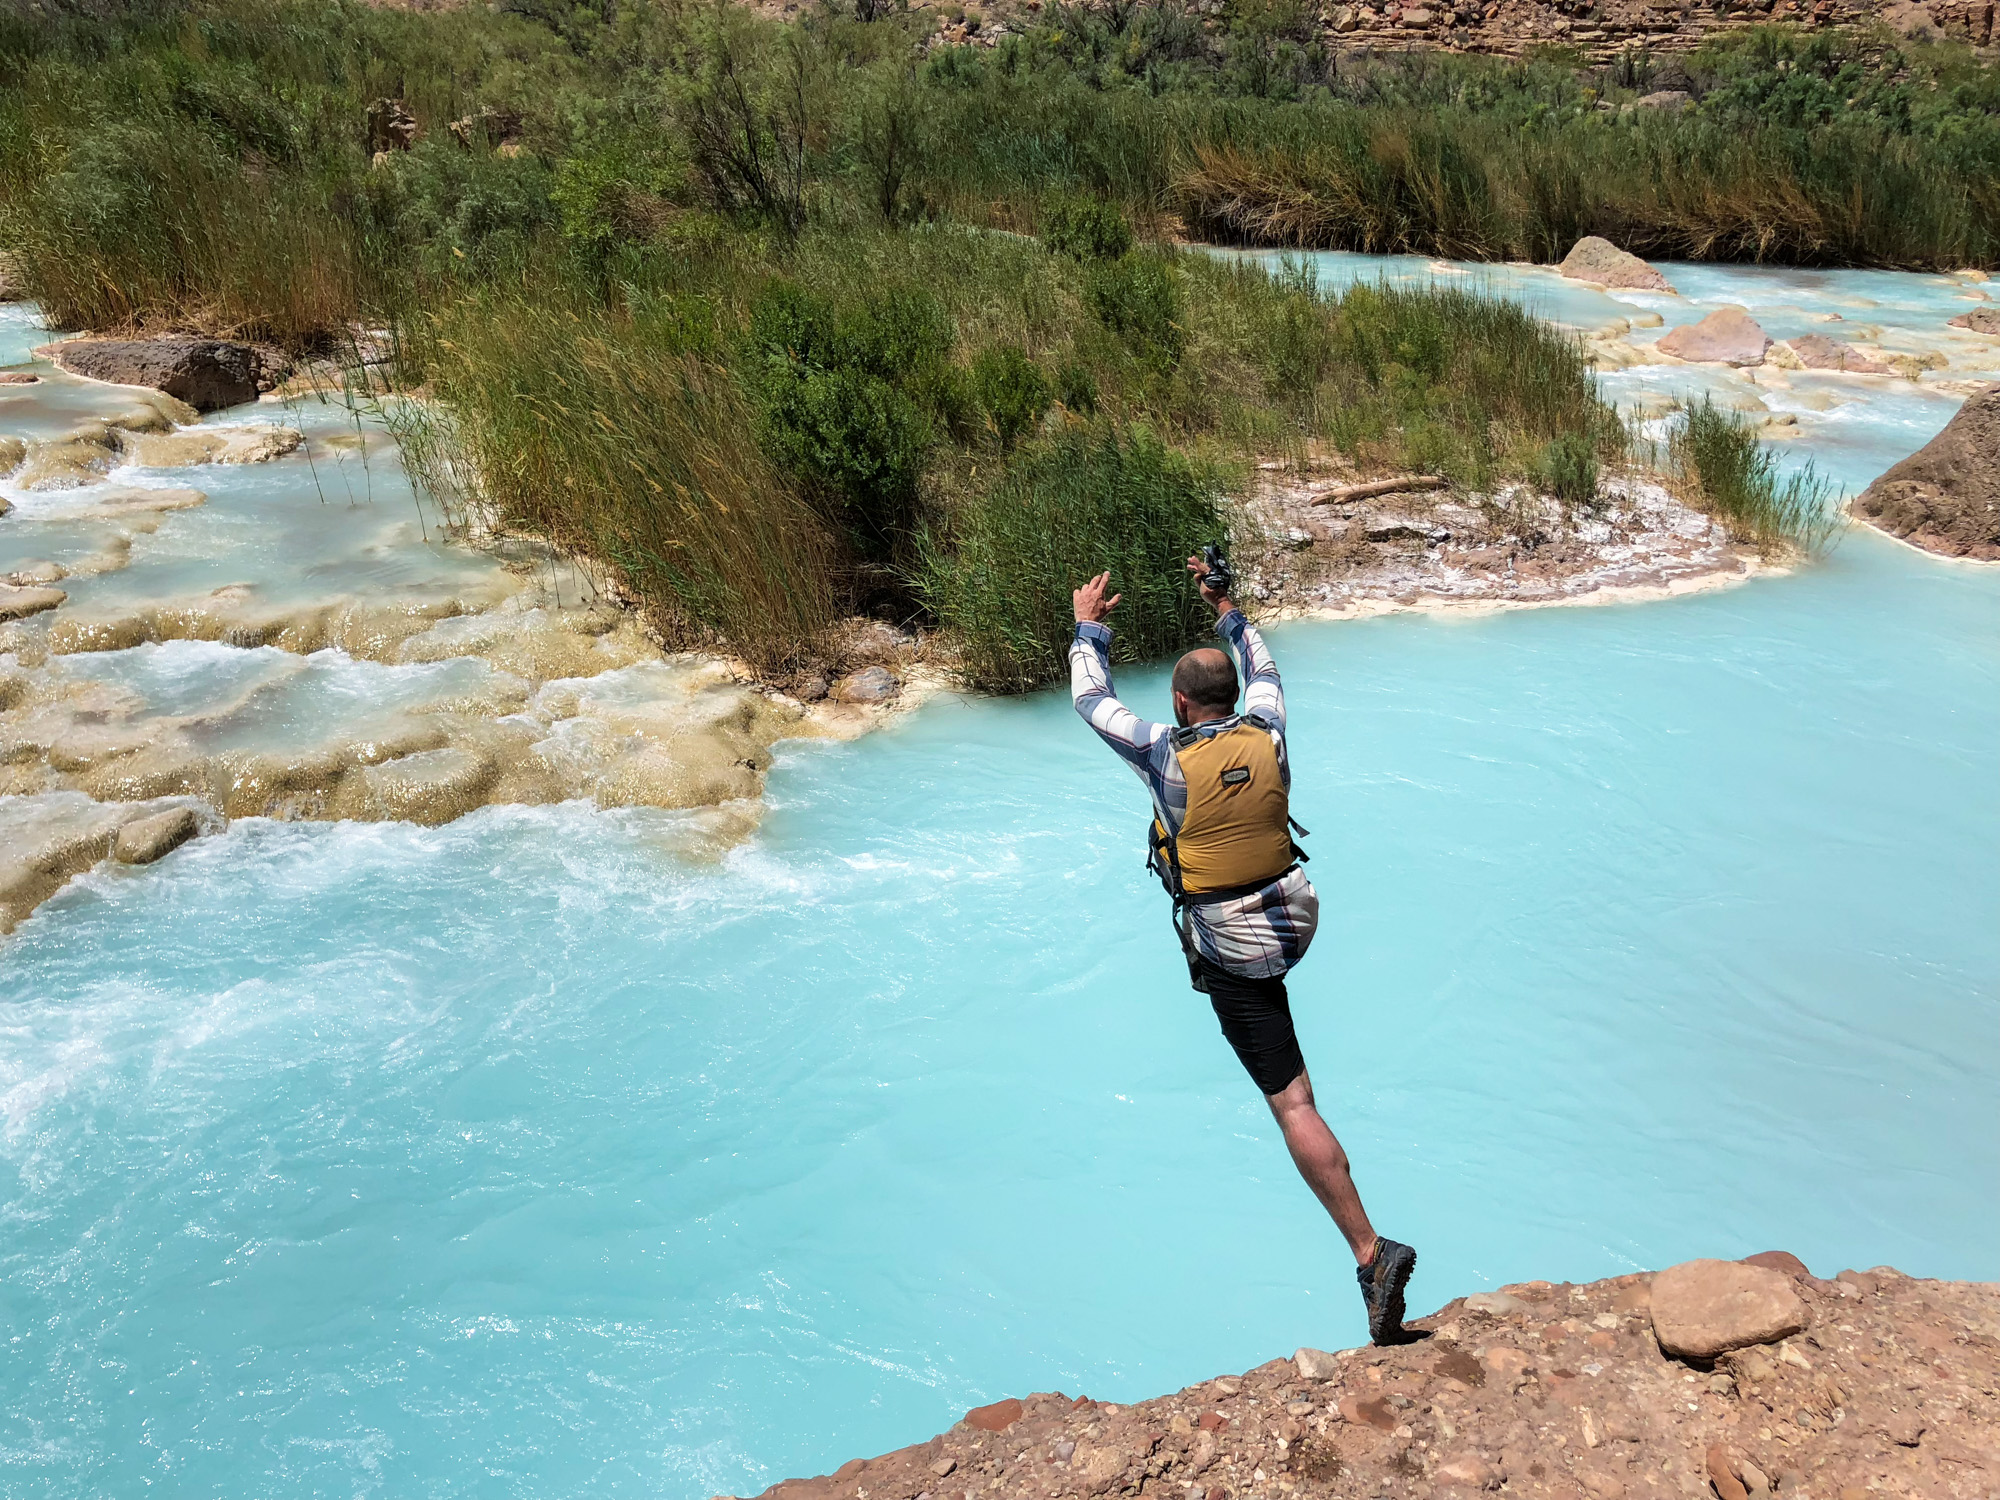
[1172,647,1239,717]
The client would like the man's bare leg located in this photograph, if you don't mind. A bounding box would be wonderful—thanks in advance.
[1266,1068,1378,1265]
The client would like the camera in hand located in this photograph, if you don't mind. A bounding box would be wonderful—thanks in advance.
[1201,544,1234,599]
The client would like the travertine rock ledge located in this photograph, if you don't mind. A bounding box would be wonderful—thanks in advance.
[746,1257,1997,1500]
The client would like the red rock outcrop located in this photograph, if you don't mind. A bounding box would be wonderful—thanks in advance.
[1851,384,2000,560]
[744,1257,1998,1500]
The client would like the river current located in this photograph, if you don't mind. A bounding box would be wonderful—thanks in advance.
[2,263,1997,1497]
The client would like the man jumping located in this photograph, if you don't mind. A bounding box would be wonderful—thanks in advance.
[1069,556,1418,1345]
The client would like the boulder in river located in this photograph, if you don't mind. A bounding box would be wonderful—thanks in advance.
[1656,306,1771,366]
[47,337,266,411]
[1556,236,1675,293]
[1851,383,2000,560]
[1948,307,2000,335]
[1784,333,1892,375]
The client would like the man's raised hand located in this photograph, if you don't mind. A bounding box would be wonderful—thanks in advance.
[1186,553,1232,615]
[1073,571,1121,625]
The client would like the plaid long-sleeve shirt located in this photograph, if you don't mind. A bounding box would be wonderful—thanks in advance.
[1070,609,1320,980]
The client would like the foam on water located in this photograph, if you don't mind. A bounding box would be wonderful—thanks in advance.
[2,526,1996,1498]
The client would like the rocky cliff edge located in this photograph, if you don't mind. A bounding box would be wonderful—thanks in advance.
[742,1255,1997,1500]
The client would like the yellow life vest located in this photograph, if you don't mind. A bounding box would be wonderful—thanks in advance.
[1149,720,1303,899]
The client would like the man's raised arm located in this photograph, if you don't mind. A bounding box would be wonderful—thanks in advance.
[1217,608,1285,735]
[1070,571,1170,770]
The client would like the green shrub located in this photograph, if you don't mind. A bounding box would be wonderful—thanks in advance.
[918,423,1227,692]
[1054,356,1099,413]
[1668,397,1837,555]
[972,344,1052,448]
[742,281,957,558]
[1039,193,1135,261]
[1084,252,1185,366]
[1533,430,1601,512]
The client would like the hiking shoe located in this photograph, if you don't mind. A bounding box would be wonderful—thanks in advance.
[1356,1237,1417,1345]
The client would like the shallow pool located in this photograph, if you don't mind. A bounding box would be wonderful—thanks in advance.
[3,519,1996,1496]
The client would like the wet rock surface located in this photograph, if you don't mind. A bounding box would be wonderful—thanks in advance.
[1851,383,2000,560]
[46,337,273,411]
[745,1259,1999,1500]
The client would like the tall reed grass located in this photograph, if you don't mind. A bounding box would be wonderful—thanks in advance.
[1668,397,1839,556]
[393,295,838,667]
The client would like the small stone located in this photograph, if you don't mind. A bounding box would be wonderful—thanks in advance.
[1650,1260,1809,1360]
[964,1398,1023,1433]
[1739,1459,1771,1499]
[795,674,829,703]
[1338,1394,1398,1432]
[931,1457,958,1477]
[1294,1347,1340,1380]
[1708,1446,1747,1500]
[1479,1347,1534,1388]
[1197,1410,1228,1431]
[113,807,201,865]
[1285,1401,1314,1417]
[1050,1439,1076,1462]
[1463,1291,1532,1316]
[832,665,900,703]
[1436,1456,1503,1489]
[1209,1378,1240,1396]
[1709,1372,1736,1395]
[1883,1411,1924,1447]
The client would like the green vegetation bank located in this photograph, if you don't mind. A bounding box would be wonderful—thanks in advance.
[2,1,1942,682]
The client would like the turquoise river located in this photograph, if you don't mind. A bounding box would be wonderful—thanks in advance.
[2,260,1997,1497]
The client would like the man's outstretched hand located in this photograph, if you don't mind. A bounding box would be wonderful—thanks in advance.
[1186,554,1235,616]
[1073,571,1121,625]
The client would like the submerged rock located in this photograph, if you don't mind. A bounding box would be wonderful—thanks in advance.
[1556,236,1674,293]
[114,806,201,865]
[47,337,266,411]
[1656,306,1771,366]
[121,425,304,467]
[0,584,65,621]
[0,793,219,932]
[1851,383,2000,559]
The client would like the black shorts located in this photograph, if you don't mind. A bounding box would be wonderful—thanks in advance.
[1193,954,1306,1098]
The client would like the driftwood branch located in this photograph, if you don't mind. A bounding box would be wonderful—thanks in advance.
[1310,475,1449,507]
